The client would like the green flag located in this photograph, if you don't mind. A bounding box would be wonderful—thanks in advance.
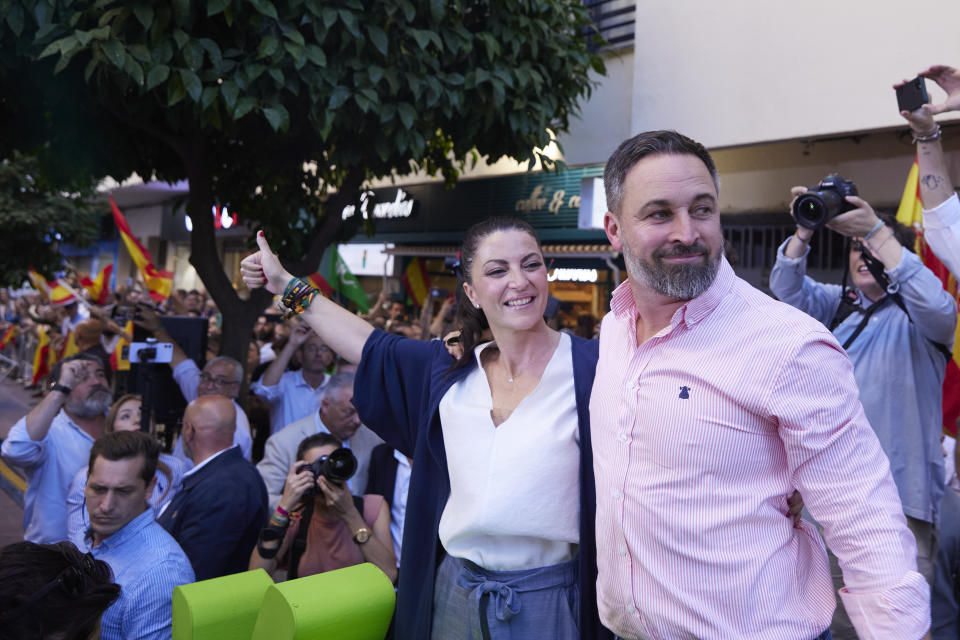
[329,245,370,313]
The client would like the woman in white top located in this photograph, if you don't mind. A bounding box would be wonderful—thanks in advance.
[240,217,610,640]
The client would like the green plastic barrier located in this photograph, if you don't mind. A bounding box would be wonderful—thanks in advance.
[172,569,274,640]
[251,563,396,640]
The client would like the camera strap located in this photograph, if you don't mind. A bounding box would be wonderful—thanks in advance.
[288,494,366,579]
[833,240,952,360]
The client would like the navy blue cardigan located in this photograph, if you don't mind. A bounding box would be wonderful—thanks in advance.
[354,330,612,640]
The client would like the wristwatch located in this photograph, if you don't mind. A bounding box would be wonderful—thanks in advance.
[352,527,371,545]
[50,383,72,396]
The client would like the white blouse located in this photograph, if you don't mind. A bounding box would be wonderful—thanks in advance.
[438,333,580,571]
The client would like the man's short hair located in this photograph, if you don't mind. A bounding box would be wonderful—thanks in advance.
[204,355,243,383]
[87,431,160,486]
[604,130,720,217]
[321,372,354,402]
[296,432,343,461]
[48,352,112,388]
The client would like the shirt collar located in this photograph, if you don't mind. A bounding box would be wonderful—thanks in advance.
[89,506,154,552]
[58,410,98,443]
[610,256,735,331]
[183,445,236,478]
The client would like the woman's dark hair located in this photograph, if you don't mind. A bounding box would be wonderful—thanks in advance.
[449,217,541,372]
[0,541,120,640]
[296,432,343,461]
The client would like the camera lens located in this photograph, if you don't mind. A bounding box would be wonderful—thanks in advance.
[322,448,358,484]
[793,190,843,230]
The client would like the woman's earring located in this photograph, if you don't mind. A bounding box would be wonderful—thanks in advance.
[473,303,480,309]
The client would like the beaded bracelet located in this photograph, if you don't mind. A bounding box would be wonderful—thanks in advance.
[912,124,942,143]
[275,277,319,318]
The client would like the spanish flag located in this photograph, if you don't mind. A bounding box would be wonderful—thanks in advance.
[110,196,173,302]
[80,264,113,306]
[896,158,960,437]
[0,326,17,350]
[59,330,78,360]
[27,268,77,305]
[109,320,134,371]
[401,257,431,307]
[31,326,51,385]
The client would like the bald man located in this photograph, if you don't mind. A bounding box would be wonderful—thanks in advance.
[157,396,268,580]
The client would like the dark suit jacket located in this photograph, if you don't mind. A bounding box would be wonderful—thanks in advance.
[157,446,268,581]
[365,443,400,508]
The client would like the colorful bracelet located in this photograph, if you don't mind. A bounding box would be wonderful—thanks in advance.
[281,277,319,316]
[863,219,885,242]
[275,278,319,318]
[276,505,290,518]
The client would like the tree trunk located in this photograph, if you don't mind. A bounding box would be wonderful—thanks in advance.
[181,136,270,368]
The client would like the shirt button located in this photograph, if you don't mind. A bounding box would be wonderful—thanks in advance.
[617,432,627,443]
[611,489,622,500]
[618,546,628,556]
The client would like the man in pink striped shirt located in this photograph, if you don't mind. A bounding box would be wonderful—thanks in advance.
[590,130,930,639]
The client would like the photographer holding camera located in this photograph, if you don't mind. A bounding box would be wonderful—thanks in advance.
[249,432,396,583]
[770,177,957,638]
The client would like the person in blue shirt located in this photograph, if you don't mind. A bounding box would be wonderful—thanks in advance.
[241,220,613,640]
[1,353,111,543]
[80,430,195,640]
[771,188,957,639]
[66,394,186,548]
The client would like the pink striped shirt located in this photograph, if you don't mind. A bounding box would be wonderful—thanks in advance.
[590,258,929,640]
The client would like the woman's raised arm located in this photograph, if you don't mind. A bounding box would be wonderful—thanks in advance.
[240,231,373,363]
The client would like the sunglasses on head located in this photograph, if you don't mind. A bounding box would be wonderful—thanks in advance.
[0,552,98,622]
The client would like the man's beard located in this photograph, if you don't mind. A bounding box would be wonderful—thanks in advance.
[65,385,113,418]
[624,239,722,301]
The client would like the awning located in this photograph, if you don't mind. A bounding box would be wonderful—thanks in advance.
[383,244,616,259]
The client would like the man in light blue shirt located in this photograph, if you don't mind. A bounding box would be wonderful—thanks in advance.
[251,323,332,434]
[81,430,194,640]
[1,354,111,543]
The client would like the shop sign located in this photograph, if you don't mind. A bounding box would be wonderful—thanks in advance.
[342,189,416,221]
[548,268,598,283]
[514,185,582,215]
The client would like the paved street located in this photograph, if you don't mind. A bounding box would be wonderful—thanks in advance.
[0,376,37,546]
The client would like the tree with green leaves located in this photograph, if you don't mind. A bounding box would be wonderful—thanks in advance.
[0,151,100,287]
[1,0,604,361]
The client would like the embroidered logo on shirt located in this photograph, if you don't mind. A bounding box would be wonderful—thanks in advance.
[679,386,690,399]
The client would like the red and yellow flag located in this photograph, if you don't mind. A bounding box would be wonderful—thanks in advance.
[27,268,77,305]
[31,326,51,385]
[110,196,173,302]
[896,158,960,437]
[401,257,431,307]
[80,264,113,306]
[59,330,78,360]
[0,325,17,350]
[109,320,134,371]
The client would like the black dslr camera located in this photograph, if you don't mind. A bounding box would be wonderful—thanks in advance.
[792,174,859,230]
[299,448,358,495]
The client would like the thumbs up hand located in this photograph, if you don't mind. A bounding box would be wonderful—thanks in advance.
[240,230,292,295]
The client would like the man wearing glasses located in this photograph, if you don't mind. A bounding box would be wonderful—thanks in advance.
[770,187,957,639]
[136,307,253,463]
[251,322,335,435]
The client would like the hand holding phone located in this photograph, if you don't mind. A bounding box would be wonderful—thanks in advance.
[895,76,929,113]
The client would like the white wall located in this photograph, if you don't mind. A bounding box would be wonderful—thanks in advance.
[631,0,960,149]
[557,50,635,166]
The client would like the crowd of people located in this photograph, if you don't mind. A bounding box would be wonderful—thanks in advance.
[0,65,959,639]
